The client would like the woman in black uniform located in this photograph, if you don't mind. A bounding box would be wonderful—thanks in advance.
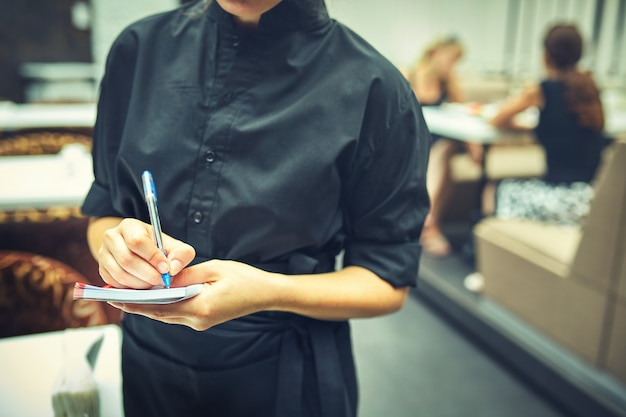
[83,0,430,416]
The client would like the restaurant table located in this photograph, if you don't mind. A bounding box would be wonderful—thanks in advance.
[422,105,501,143]
[421,99,626,222]
[421,102,541,144]
[0,145,93,210]
[422,100,626,180]
[605,106,626,138]
[0,102,96,131]
[422,99,626,143]
[0,324,124,417]
[421,103,536,217]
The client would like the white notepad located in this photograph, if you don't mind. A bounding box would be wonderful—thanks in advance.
[73,283,204,304]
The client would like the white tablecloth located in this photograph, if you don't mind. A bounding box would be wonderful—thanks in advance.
[0,146,93,210]
[422,101,626,143]
[0,325,124,417]
[0,102,96,131]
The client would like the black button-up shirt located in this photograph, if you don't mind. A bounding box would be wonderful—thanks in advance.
[82,0,430,288]
[81,1,431,415]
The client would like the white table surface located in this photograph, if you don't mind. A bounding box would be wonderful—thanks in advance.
[422,105,500,143]
[0,324,124,417]
[606,107,626,137]
[0,102,96,131]
[0,146,94,210]
[422,101,626,143]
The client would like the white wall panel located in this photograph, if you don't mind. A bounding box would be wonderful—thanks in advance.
[327,0,625,88]
[91,0,179,84]
[327,0,508,75]
[85,0,626,89]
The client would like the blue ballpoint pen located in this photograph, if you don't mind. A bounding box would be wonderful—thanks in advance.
[141,170,171,288]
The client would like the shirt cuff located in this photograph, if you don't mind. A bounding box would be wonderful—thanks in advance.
[343,240,421,288]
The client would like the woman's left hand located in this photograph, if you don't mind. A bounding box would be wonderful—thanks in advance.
[108,259,280,331]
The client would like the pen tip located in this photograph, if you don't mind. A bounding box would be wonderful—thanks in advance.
[163,273,171,289]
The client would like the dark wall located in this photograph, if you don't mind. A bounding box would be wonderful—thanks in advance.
[0,0,91,102]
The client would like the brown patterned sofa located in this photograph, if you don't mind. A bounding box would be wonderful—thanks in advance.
[0,132,121,337]
[0,251,111,337]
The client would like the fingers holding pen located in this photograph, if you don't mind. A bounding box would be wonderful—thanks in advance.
[100,218,165,288]
[98,217,196,288]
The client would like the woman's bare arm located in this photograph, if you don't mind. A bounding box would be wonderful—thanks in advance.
[490,84,542,130]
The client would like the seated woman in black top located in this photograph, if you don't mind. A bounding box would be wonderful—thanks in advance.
[484,23,605,225]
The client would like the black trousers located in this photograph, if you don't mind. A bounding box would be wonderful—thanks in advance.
[121,313,357,417]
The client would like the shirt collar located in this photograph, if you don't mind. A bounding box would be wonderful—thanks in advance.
[208,0,331,34]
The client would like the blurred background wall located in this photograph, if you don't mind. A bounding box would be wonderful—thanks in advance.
[0,0,92,102]
[0,0,177,103]
[0,0,624,103]
[327,0,626,88]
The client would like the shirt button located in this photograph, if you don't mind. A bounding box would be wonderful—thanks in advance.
[205,150,216,163]
[192,211,203,224]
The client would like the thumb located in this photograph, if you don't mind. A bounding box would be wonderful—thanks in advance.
[162,235,196,275]
[170,261,221,287]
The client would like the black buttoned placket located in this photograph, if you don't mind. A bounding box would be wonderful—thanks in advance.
[185,24,251,258]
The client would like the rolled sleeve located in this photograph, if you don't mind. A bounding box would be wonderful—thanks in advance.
[344,240,423,287]
[342,90,431,287]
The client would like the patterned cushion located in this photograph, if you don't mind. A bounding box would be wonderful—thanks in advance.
[0,209,98,286]
[0,251,109,338]
[0,131,92,156]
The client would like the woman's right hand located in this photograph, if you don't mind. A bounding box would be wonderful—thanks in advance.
[94,218,196,289]
[465,142,484,165]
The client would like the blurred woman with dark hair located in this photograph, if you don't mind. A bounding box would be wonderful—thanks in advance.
[485,23,605,225]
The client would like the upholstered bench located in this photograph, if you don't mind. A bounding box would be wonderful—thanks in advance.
[442,139,545,223]
[474,139,626,383]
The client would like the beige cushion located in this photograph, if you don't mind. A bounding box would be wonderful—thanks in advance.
[458,76,510,103]
[450,142,545,182]
[485,143,545,179]
[475,218,581,277]
[619,254,626,303]
[571,140,626,292]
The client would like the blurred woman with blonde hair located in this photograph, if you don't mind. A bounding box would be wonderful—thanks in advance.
[407,35,464,106]
[407,35,482,256]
